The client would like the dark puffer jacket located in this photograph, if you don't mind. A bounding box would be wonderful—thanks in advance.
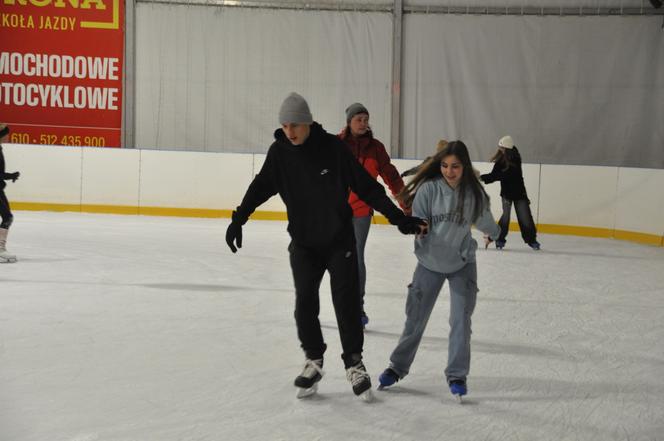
[480,147,529,201]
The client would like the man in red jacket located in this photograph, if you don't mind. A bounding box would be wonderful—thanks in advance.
[339,103,406,327]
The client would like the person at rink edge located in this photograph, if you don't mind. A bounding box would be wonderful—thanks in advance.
[377,140,500,401]
[0,123,20,264]
[480,135,541,250]
[338,102,406,328]
[225,92,427,400]
[400,139,449,178]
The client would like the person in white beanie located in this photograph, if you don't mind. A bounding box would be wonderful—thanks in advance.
[225,93,427,401]
[480,135,540,250]
[0,123,20,263]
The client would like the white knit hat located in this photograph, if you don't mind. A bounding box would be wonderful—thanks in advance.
[278,92,313,125]
[498,135,514,149]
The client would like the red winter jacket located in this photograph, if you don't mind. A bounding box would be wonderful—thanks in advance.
[339,128,407,217]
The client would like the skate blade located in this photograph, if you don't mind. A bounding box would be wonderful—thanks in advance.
[358,389,374,403]
[0,257,17,263]
[296,383,318,399]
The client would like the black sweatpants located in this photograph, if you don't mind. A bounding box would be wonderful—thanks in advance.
[289,234,364,369]
[498,197,537,244]
[0,189,12,229]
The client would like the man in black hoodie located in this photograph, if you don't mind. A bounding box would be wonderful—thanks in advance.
[226,93,426,400]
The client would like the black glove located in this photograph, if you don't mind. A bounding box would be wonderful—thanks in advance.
[397,216,427,235]
[225,210,246,253]
[9,171,19,182]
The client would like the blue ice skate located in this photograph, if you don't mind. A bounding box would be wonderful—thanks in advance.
[449,379,467,402]
[377,367,400,389]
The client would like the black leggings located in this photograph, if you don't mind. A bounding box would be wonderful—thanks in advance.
[0,190,13,229]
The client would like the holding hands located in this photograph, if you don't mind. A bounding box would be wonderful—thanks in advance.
[397,216,428,236]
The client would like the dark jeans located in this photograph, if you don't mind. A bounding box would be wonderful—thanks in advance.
[289,235,364,369]
[0,190,12,229]
[498,197,537,244]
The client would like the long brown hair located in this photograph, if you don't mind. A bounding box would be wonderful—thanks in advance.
[398,140,490,223]
[490,147,515,171]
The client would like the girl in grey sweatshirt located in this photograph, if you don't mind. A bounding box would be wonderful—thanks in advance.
[378,140,500,401]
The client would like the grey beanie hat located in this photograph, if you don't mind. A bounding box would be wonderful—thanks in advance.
[278,92,313,125]
[345,102,369,123]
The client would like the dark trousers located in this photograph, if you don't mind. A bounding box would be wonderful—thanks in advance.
[289,235,364,369]
[0,190,12,229]
[498,197,537,244]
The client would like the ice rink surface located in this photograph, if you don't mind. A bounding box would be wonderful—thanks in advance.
[1,211,663,441]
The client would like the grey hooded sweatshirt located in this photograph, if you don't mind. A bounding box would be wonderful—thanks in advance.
[412,178,500,274]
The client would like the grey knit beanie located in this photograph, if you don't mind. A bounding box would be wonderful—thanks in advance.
[278,92,313,125]
[345,102,369,124]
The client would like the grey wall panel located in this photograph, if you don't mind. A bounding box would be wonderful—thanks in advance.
[134,2,663,168]
[142,0,659,11]
[404,0,655,8]
[401,14,664,167]
[135,4,392,152]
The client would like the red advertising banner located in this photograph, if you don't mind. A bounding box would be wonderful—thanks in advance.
[0,0,125,147]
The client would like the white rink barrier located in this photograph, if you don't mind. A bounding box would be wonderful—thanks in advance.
[3,144,663,246]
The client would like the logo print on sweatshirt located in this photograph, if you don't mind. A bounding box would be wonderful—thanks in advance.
[345,251,352,258]
[320,169,329,175]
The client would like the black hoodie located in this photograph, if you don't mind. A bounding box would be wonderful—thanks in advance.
[235,122,405,247]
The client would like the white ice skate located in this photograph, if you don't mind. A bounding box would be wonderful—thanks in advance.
[346,361,373,402]
[294,358,324,399]
[359,388,374,402]
[296,383,319,399]
[0,250,16,263]
[0,228,16,263]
